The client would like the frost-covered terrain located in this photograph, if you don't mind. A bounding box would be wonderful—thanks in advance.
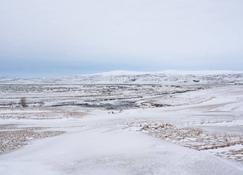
[0,71,243,175]
[1,71,243,85]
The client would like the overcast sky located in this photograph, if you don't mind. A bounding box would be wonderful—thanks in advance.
[0,0,243,76]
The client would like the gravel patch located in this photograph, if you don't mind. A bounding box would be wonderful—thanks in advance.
[130,121,243,163]
[0,126,65,154]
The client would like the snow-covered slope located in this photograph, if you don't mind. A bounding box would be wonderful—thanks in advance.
[1,73,243,174]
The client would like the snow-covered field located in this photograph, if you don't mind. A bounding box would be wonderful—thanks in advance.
[0,72,243,174]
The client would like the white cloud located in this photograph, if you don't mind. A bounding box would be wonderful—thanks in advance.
[0,0,243,72]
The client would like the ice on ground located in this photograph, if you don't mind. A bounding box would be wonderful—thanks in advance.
[0,125,242,175]
[130,121,243,162]
[1,72,243,174]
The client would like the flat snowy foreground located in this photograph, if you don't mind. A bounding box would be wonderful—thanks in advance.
[1,72,243,174]
[0,112,242,175]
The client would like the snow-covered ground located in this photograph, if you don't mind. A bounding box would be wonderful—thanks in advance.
[1,70,243,84]
[0,72,243,174]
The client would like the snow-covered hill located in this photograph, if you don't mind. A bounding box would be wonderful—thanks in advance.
[1,71,243,84]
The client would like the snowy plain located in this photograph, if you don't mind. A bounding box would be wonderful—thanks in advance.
[0,71,243,175]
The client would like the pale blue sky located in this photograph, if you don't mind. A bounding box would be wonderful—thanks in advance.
[0,0,243,76]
